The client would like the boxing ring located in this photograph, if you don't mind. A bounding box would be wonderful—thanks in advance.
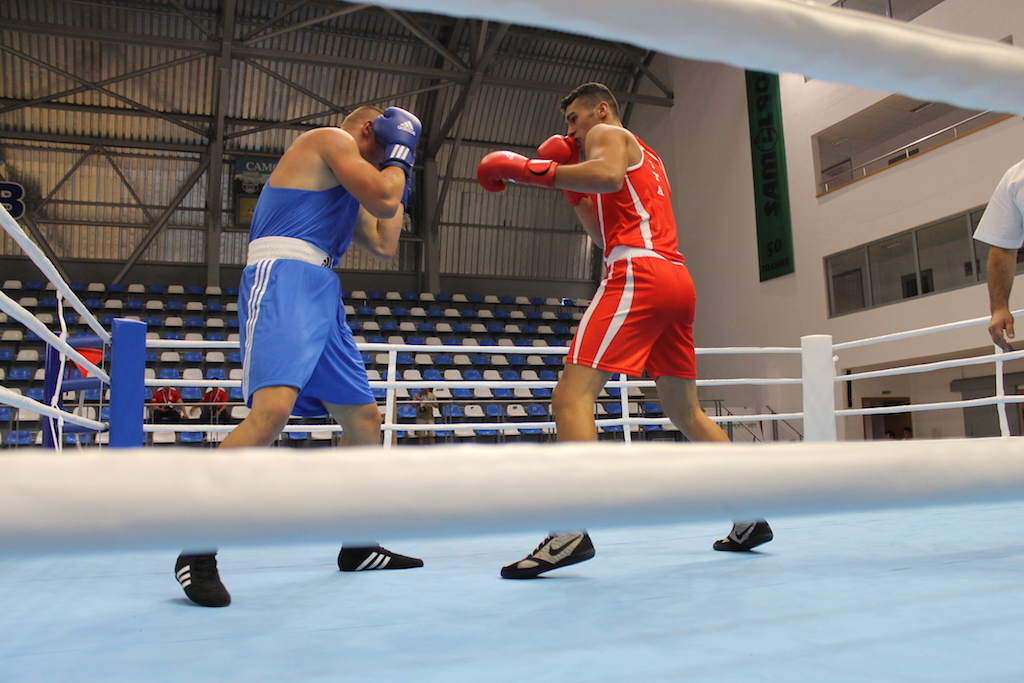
[3,0,1024,680]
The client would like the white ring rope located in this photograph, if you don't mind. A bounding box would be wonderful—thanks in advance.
[0,204,111,344]
[834,309,1024,351]
[0,386,106,432]
[376,0,1024,115]
[2,438,1023,554]
[0,290,110,384]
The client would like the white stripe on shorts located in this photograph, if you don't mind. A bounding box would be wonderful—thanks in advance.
[591,258,635,367]
[242,259,274,400]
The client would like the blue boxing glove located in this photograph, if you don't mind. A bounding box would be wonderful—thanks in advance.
[373,107,421,177]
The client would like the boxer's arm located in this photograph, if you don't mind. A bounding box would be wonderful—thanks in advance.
[554,124,630,194]
[352,205,403,260]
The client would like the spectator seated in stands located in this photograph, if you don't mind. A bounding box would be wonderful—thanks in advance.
[200,386,229,424]
[151,385,184,423]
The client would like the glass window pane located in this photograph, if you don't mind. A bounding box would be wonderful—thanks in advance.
[890,0,945,21]
[827,249,869,316]
[973,207,1024,280]
[836,0,890,16]
[916,216,973,293]
[869,234,916,305]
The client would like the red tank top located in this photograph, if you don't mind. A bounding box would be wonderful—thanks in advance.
[594,134,683,262]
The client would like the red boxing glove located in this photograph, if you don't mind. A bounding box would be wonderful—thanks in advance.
[477,151,558,193]
[537,135,585,206]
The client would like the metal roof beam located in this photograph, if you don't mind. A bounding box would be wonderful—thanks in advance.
[0,43,209,137]
[381,7,468,72]
[111,157,211,285]
[241,3,371,46]
[0,53,208,118]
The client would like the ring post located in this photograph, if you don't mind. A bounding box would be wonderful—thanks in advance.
[110,318,146,448]
[801,334,837,443]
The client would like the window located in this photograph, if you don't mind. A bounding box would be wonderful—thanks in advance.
[824,206,1024,317]
[831,0,945,20]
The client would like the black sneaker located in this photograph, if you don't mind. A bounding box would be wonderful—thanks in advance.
[713,521,773,552]
[500,532,596,579]
[337,545,424,571]
[175,552,231,607]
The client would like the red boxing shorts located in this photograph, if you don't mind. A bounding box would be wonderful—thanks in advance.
[567,253,696,379]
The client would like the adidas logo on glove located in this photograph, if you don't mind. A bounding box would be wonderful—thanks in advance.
[398,120,417,136]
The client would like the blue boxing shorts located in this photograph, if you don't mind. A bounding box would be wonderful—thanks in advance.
[238,258,374,417]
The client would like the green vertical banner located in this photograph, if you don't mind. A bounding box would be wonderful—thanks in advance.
[745,71,794,282]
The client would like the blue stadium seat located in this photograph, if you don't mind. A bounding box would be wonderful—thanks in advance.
[124,300,143,310]
[40,297,59,308]
[452,388,473,399]
[83,389,102,401]
[147,284,166,294]
[452,323,470,333]
[227,319,239,328]
[544,356,561,365]
[181,387,203,401]
[468,295,484,304]
[368,335,385,344]
[183,352,203,363]
[0,349,13,362]
[643,402,663,415]
[417,322,435,333]
[0,407,12,421]
[5,430,33,446]
[407,336,424,345]
[434,293,451,303]
[464,369,482,381]
[442,338,460,346]
[108,283,126,293]
[162,333,181,340]
[502,370,520,381]
[356,305,373,316]
[509,355,527,366]
[224,287,239,297]
[207,333,225,342]
[487,324,504,334]
[461,309,477,318]
[207,302,223,312]
[145,351,158,363]
[486,404,503,418]
[228,352,243,364]
[527,404,548,418]
[381,322,399,332]
[158,368,180,380]
[145,316,163,327]
[206,368,227,380]
[426,308,443,318]
[433,354,452,366]
[186,318,204,328]
[179,431,204,443]
[392,306,409,317]
[26,388,45,401]
[397,405,417,420]
[494,310,510,320]
[442,404,463,418]
[368,291,384,300]
[165,300,184,311]
[494,388,513,399]
[423,369,442,381]
[347,320,360,331]
[402,292,418,302]
[530,297,545,306]
[533,388,552,398]
[186,286,204,296]
[605,402,623,416]
[396,353,413,366]
[85,298,103,309]
[8,368,32,381]
[471,355,489,366]
[229,387,244,400]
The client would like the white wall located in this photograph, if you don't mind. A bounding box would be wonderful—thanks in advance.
[628,0,1024,438]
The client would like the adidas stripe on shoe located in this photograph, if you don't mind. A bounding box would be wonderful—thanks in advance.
[501,532,596,579]
[175,552,231,607]
[337,545,424,571]
[713,520,774,552]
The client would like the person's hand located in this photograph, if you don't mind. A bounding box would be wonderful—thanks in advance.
[537,135,585,206]
[477,151,557,192]
[989,308,1016,351]
[372,107,421,177]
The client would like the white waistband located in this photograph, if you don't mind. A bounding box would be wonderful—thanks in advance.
[605,245,669,265]
[246,237,334,268]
